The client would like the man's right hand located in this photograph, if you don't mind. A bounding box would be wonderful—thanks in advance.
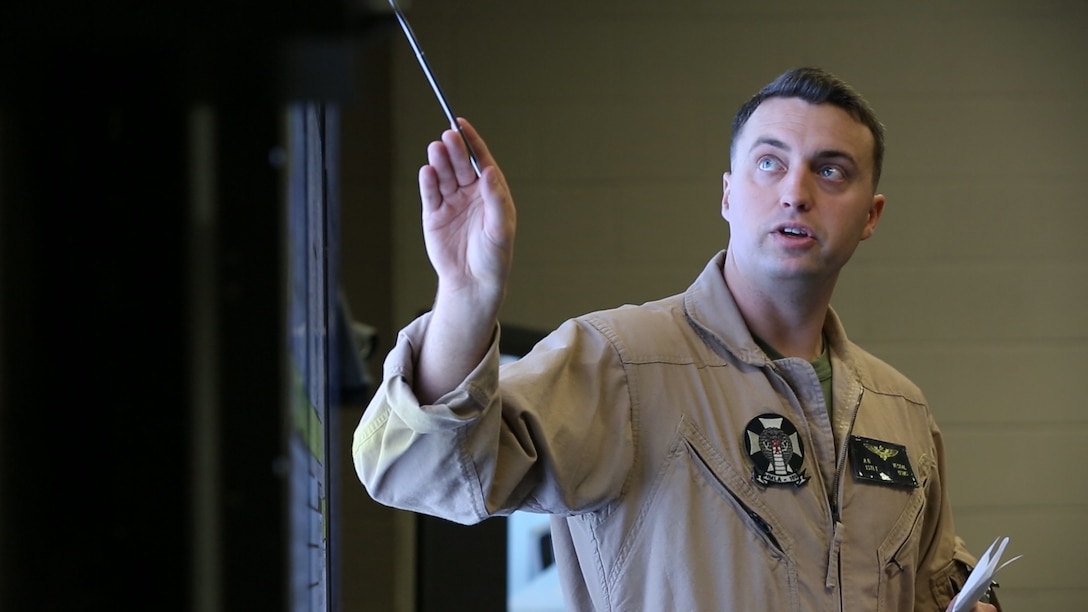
[414,118,516,404]
[420,118,515,310]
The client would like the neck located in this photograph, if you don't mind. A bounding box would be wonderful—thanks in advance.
[723,254,834,361]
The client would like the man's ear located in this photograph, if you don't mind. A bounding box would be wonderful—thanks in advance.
[861,193,886,240]
[721,172,732,219]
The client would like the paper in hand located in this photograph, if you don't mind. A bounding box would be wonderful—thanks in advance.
[952,536,1021,612]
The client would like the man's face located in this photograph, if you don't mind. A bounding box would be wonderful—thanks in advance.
[722,97,885,285]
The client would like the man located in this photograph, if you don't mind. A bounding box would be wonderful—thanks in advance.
[355,67,998,610]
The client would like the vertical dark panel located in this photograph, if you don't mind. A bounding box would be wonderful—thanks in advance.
[320,105,344,612]
[336,29,398,612]
[0,2,382,610]
[0,45,191,610]
[214,99,290,610]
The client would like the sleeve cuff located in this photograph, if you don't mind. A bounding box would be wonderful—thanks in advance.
[382,312,503,434]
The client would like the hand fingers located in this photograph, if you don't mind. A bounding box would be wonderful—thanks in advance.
[452,119,513,225]
[455,118,495,170]
[426,126,480,197]
[419,118,510,217]
[425,138,462,199]
[441,126,478,186]
[418,163,441,214]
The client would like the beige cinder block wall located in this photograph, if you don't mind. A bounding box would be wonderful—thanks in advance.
[373,1,1087,608]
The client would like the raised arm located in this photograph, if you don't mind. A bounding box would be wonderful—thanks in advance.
[414,118,516,404]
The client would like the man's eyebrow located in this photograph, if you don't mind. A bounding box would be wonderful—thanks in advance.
[750,137,860,167]
[749,137,789,153]
[813,149,859,167]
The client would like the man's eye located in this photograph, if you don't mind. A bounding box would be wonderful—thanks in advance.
[819,166,844,180]
[757,157,780,171]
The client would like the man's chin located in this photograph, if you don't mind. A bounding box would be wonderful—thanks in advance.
[764,262,838,286]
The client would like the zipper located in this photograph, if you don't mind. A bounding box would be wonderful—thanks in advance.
[831,386,864,612]
[830,388,864,523]
[767,357,864,612]
[744,504,782,551]
[687,441,783,553]
[826,520,844,589]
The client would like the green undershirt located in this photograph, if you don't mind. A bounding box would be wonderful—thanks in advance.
[754,336,833,419]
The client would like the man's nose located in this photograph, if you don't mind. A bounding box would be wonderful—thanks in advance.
[780,168,813,211]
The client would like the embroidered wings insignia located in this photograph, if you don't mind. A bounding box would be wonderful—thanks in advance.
[864,443,899,462]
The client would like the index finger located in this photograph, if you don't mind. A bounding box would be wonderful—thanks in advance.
[455,118,496,172]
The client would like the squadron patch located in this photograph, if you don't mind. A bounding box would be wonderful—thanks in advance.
[848,435,919,488]
[743,413,810,487]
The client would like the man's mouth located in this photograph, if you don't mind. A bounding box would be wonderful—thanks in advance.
[779,226,812,238]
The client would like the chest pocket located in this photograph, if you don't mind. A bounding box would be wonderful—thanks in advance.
[865,451,936,612]
[684,422,789,557]
[603,417,802,611]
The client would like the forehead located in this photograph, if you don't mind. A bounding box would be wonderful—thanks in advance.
[737,97,875,162]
